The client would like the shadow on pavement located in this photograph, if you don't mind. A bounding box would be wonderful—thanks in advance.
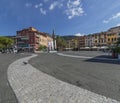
[85,55,120,65]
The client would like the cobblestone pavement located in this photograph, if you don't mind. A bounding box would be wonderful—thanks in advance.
[8,54,120,103]
[0,53,30,103]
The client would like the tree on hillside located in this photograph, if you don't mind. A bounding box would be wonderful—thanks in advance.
[0,37,13,49]
[56,36,66,50]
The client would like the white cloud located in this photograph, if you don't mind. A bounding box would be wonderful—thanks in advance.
[49,1,63,10]
[34,3,46,15]
[35,3,43,9]
[117,23,120,26]
[29,0,84,18]
[25,3,32,8]
[112,12,120,19]
[103,12,120,23]
[49,2,56,10]
[74,33,84,36]
[65,0,84,19]
[103,20,109,24]
[73,0,80,6]
[40,8,46,15]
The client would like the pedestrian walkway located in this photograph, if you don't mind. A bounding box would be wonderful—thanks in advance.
[8,54,119,103]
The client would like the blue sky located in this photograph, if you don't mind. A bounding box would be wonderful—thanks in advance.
[0,0,120,36]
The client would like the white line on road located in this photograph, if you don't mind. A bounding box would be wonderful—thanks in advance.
[57,53,93,59]
[57,53,120,61]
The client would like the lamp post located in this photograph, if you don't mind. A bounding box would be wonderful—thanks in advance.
[52,30,56,50]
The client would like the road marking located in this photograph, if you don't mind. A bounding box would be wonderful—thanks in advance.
[57,53,120,61]
[57,53,92,59]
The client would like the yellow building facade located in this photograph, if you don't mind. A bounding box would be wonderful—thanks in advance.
[106,32,117,46]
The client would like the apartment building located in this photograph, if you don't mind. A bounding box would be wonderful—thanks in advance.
[94,32,107,47]
[64,36,79,50]
[108,26,120,33]
[16,27,38,52]
[73,37,79,49]
[85,30,118,48]
[108,26,120,39]
[64,26,120,50]
[66,40,72,49]
[78,36,85,48]
[39,32,54,50]
[16,27,53,52]
[92,33,99,47]
[106,32,117,46]
[99,32,107,46]
[85,34,93,47]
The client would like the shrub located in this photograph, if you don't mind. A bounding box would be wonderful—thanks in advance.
[38,45,47,51]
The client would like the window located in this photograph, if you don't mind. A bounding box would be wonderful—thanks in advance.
[111,38,113,42]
